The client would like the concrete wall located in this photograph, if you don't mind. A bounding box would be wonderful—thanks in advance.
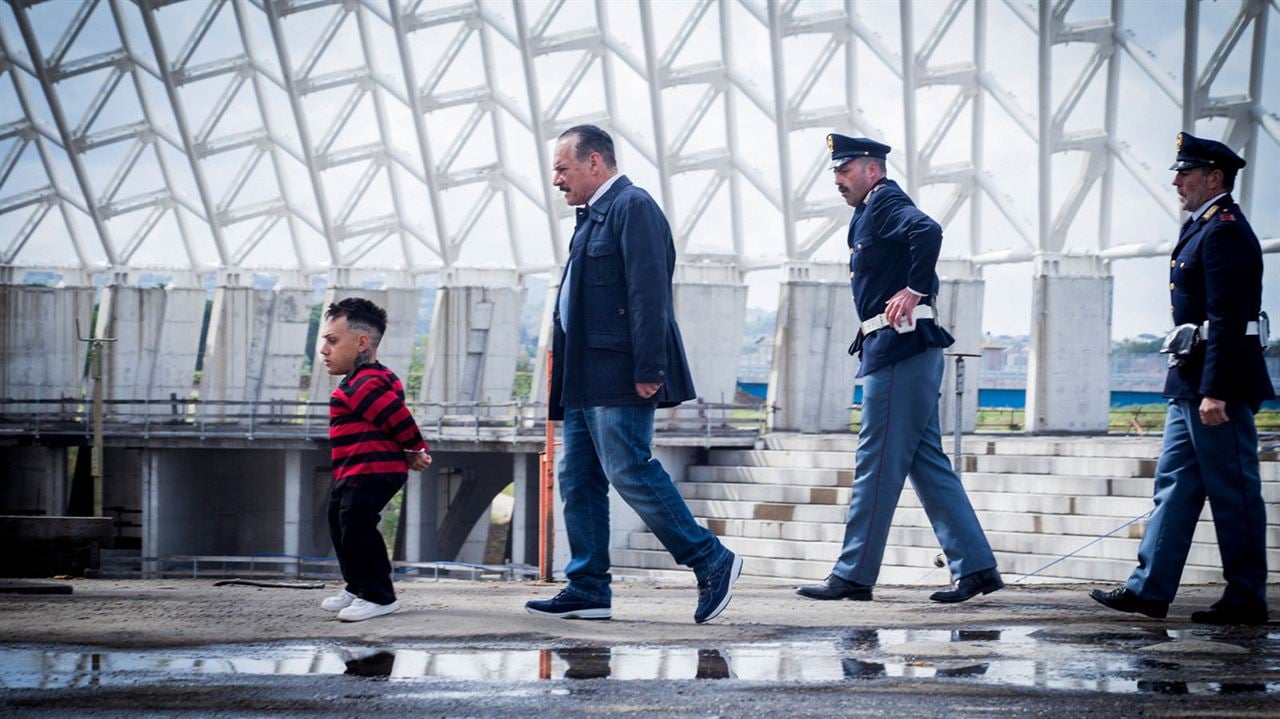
[0,285,92,410]
[146,448,285,557]
[1026,255,1113,433]
[404,450,515,563]
[767,262,859,433]
[936,261,984,434]
[201,287,312,419]
[0,446,68,516]
[673,259,748,406]
[421,268,525,415]
[98,286,205,417]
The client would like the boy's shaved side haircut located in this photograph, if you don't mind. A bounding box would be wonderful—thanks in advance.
[326,297,388,347]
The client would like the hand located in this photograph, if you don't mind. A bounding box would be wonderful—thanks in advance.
[635,382,663,399]
[884,288,922,328]
[1198,397,1228,426]
[405,451,432,471]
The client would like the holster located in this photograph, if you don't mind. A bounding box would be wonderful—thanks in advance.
[1159,323,1199,368]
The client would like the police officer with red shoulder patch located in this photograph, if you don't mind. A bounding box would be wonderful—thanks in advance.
[1091,132,1274,625]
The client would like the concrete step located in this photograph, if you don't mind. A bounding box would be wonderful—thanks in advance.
[682,473,1280,503]
[682,490,1167,522]
[629,528,1280,571]
[687,465,855,488]
[714,446,1279,480]
[763,433,1173,459]
[691,515,1280,548]
[610,546,1234,586]
[710,448,1177,479]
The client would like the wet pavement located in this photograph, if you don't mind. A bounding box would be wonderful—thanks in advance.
[1,579,1278,716]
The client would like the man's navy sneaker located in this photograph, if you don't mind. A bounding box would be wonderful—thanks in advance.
[525,589,612,620]
[695,552,743,624]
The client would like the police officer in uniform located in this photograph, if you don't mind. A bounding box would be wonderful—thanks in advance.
[1091,133,1273,625]
[797,134,1003,604]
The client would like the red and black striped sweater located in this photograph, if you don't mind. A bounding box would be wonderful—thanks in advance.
[329,362,427,487]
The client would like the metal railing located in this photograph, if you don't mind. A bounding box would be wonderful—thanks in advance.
[101,552,538,582]
[0,396,769,444]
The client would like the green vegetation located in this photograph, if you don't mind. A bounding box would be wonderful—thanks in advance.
[512,370,532,402]
[379,488,405,560]
[406,335,428,397]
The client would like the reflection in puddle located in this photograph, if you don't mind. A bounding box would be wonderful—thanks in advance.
[1,625,1276,696]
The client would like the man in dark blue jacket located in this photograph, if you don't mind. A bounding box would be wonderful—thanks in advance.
[797,134,1002,604]
[1091,133,1273,625]
[525,125,741,624]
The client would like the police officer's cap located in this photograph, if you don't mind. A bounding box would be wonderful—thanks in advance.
[828,134,891,169]
[1169,131,1246,172]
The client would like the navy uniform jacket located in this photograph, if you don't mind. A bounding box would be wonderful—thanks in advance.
[848,178,954,377]
[548,175,696,421]
[1164,195,1274,410]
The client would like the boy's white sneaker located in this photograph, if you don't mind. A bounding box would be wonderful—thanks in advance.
[321,590,357,612]
[338,598,399,622]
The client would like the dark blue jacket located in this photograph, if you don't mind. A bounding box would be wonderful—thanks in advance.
[847,178,954,377]
[1163,195,1274,410]
[548,176,696,420]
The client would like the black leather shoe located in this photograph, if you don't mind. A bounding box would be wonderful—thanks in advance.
[930,567,1004,603]
[796,574,872,601]
[1088,587,1168,619]
[1191,602,1269,625]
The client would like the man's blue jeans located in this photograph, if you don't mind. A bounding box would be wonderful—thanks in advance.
[559,404,729,604]
[1125,399,1267,607]
[833,347,997,585]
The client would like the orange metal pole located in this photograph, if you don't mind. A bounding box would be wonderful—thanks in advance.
[539,349,556,582]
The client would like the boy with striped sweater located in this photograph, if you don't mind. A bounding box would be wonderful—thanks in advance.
[318,298,430,622]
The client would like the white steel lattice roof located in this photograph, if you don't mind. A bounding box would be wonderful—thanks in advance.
[1,0,1276,286]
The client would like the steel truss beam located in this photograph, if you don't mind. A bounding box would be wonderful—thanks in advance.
[0,0,1274,282]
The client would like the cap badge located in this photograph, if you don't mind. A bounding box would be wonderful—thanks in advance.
[1176,132,1183,151]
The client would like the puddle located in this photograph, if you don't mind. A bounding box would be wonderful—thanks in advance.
[2,626,1276,695]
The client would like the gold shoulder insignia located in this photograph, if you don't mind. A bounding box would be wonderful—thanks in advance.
[1202,205,1218,220]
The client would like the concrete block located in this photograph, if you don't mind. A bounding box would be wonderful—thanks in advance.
[767,262,859,433]
[201,287,312,418]
[1025,259,1112,432]
[422,270,524,415]
[0,285,92,412]
[935,262,983,434]
[672,258,747,407]
[99,286,205,417]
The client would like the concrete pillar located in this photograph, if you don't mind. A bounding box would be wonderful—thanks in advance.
[283,449,302,563]
[673,256,748,406]
[97,286,206,418]
[309,286,420,405]
[0,285,93,412]
[936,260,985,434]
[0,446,68,516]
[1026,254,1113,433]
[766,262,859,433]
[141,449,159,576]
[531,270,560,410]
[510,452,540,566]
[201,287,312,421]
[421,268,525,417]
[404,463,440,563]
